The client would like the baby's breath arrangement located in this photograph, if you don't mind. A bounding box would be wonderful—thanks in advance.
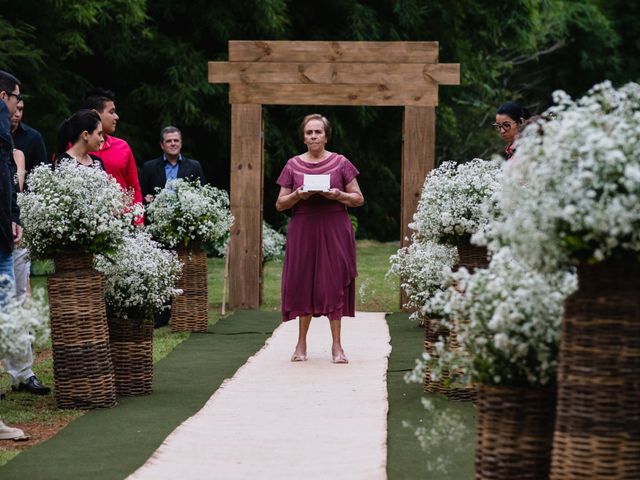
[388,237,458,321]
[17,160,140,258]
[95,230,182,319]
[0,276,49,358]
[409,248,576,387]
[484,81,640,270]
[146,179,234,248]
[411,158,503,245]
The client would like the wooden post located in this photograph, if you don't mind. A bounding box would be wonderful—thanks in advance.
[400,106,436,309]
[229,104,263,309]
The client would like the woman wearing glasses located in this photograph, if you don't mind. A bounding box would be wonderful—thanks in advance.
[493,101,531,160]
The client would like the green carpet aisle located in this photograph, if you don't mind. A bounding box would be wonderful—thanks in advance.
[0,311,280,480]
[386,313,476,479]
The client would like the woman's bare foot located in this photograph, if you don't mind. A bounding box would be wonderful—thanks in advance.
[331,345,349,364]
[290,343,307,362]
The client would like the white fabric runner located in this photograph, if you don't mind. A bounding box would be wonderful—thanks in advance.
[129,311,391,480]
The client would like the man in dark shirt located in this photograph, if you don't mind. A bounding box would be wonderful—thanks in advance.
[141,126,206,203]
[0,71,50,398]
[11,99,48,176]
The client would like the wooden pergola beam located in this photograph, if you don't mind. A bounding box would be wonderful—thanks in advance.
[229,41,440,63]
[209,62,460,86]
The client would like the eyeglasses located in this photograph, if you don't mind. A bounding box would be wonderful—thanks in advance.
[4,92,22,102]
[492,121,515,132]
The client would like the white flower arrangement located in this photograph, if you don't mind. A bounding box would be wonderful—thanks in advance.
[0,276,49,359]
[95,230,183,319]
[412,248,577,387]
[146,179,234,248]
[483,81,640,270]
[388,237,458,321]
[411,158,504,245]
[17,160,140,258]
[211,222,285,261]
[262,222,286,261]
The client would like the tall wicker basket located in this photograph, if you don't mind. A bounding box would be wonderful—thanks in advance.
[171,243,208,332]
[424,237,490,402]
[48,253,116,409]
[107,313,153,396]
[423,318,476,401]
[550,257,640,479]
[476,384,556,480]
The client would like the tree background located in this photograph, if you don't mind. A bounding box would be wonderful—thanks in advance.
[1,0,637,240]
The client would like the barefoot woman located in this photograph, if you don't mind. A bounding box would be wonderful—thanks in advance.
[276,114,364,363]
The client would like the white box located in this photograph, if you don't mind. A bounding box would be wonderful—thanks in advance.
[302,174,331,192]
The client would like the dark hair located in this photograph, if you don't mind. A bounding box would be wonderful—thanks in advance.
[55,109,102,157]
[0,70,21,96]
[497,101,531,124]
[81,87,116,112]
[298,113,332,142]
[160,126,182,142]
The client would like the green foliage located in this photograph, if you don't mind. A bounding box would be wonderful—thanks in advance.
[0,0,636,240]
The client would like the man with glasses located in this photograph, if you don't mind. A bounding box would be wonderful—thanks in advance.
[0,70,29,441]
[11,98,48,182]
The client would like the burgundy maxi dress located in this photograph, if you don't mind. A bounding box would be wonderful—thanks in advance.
[277,153,359,322]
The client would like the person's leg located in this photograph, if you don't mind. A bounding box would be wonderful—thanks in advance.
[329,319,348,364]
[291,315,312,361]
[0,250,15,304]
[12,247,30,301]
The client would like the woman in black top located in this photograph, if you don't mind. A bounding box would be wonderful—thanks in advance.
[54,109,105,170]
[494,101,531,160]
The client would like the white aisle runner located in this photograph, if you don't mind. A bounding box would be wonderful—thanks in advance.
[129,312,391,480]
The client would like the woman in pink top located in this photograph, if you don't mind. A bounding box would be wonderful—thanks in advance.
[276,114,364,364]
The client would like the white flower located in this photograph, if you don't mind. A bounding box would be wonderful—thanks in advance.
[411,158,504,245]
[484,81,640,270]
[0,276,49,358]
[146,179,234,248]
[18,160,139,258]
[94,230,183,318]
[417,248,577,387]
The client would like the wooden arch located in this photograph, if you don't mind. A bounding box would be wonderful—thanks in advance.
[209,41,459,309]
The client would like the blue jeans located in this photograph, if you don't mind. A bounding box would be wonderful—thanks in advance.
[0,250,14,305]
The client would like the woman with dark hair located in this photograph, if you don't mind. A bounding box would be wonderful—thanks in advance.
[54,109,105,169]
[494,101,531,160]
[276,113,364,364]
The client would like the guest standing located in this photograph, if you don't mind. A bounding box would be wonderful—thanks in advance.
[53,110,105,170]
[0,70,50,401]
[275,114,364,364]
[11,97,48,303]
[11,98,48,178]
[141,126,206,203]
[494,101,531,160]
[81,89,142,216]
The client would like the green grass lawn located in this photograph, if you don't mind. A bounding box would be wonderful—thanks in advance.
[1,240,400,464]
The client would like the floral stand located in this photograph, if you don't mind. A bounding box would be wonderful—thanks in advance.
[48,253,116,409]
[171,243,208,332]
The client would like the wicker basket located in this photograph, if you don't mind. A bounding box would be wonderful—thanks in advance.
[476,384,556,479]
[171,243,208,332]
[456,237,489,272]
[107,314,153,396]
[48,253,116,409]
[423,318,476,402]
[550,256,640,479]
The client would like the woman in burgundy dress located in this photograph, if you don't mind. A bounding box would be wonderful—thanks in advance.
[276,114,364,364]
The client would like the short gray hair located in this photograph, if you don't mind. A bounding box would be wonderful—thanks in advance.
[160,126,181,142]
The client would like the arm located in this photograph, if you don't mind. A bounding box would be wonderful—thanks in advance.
[13,149,25,192]
[319,178,364,207]
[194,161,206,185]
[275,186,315,212]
